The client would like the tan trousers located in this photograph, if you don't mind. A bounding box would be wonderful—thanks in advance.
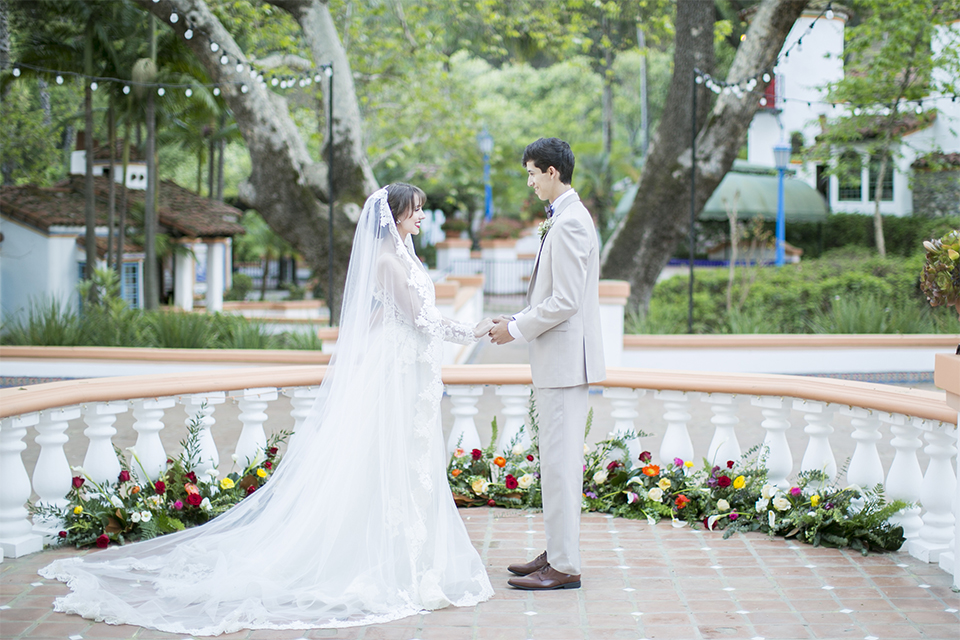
[536,384,589,575]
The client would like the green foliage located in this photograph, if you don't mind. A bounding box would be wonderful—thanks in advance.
[224,273,254,301]
[921,229,960,307]
[479,217,524,240]
[784,214,960,259]
[0,81,74,185]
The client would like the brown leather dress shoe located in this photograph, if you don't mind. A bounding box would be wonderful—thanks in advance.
[507,564,581,590]
[507,551,548,576]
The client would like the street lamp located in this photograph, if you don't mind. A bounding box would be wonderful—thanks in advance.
[773,142,791,267]
[477,128,494,222]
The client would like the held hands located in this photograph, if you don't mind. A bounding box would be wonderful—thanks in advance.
[489,317,515,345]
[473,317,495,338]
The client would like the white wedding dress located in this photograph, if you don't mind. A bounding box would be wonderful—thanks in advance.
[40,188,494,635]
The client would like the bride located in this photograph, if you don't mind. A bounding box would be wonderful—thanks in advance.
[40,184,496,634]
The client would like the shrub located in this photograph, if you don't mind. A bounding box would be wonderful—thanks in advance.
[224,273,253,301]
[480,217,524,240]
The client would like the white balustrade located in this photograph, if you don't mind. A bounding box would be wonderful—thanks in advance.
[233,387,278,468]
[495,385,531,454]
[131,397,176,483]
[882,413,924,541]
[32,406,81,539]
[842,407,885,494]
[284,386,320,431]
[655,390,694,466]
[445,385,483,457]
[0,413,43,559]
[180,392,225,475]
[795,399,837,491]
[909,419,957,563]
[604,387,646,467]
[751,396,793,489]
[81,402,128,485]
[703,393,741,467]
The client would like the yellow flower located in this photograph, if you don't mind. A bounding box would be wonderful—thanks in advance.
[733,475,746,489]
[949,249,959,261]
[471,478,489,495]
[256,468,267,478]
[220,477,235,490]
[684,460,693,468]
[810,494,820,507]
[658,478,672,491]
[73,505,83,515]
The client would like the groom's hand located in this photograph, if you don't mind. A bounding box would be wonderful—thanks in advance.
[489,318,515,345]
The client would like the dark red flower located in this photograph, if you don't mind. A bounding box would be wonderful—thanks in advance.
[526,454,534,462]
[118,470,130,483]
[268,447,279,457]
[166,458,173,464]
[639,451,652,463]
[186,493,203,506]
[471,449,483,461]
[264,461,273,470]
[185,472,197,483]
[703,518,715,531]
[505,475,519,490]
[95,534,109,549]
[717,475,732,488]
[246,485,257,495]
[154,481,166,494]
[487,499,496,507]
[72,476,85,489]
[726,460,735,469]
[58,531,67,539]
[606,460,622,471]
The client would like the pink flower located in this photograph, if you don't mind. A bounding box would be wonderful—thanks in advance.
[674,457,684,467]
[729,512,739,521]
[173,500,184,510]
[790,487,802,496]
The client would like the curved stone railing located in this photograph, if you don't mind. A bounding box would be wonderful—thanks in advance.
[0,364,956,587]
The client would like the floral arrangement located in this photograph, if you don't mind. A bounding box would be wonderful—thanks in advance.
[33,409,290,549]
[921,229,960,309]
[447,398,909,555]
[536,217,555,240]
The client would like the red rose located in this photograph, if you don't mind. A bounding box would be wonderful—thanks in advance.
[639,451,652,463]
[717,475,732,488]
[606,461,622,471]
[186,493,203,506]
[268,447,279,457]
[246,485,257,495]
[487,499,496,506]
[185,472,197,483]
[154,481,166,494]
[471,449,483,461]
[95,534,109,549]
[72,476,85,489]
[58,531,67,539]
[264,461,273,470]
[118,470,131,483]
[703,517,717,531]
[726,460,735,469]
[505,475,519,490]
[526,454,534,462]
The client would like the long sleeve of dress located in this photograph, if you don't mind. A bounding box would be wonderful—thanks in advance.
[377,253,478,345]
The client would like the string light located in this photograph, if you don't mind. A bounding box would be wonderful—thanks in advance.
[185,88,192,97]
[12,67,20,77]
[169,12,179,24]
[90,81,98,91]
[184,28,193,39]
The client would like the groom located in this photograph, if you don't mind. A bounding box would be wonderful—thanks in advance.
[490,137,605,590]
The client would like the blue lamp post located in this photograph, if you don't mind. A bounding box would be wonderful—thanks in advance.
[477,128,494,222]
[773,142,792,266]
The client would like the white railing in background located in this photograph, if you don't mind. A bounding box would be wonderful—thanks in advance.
[0,365,956,590]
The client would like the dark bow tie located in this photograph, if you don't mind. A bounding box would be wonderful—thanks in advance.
[545,204,554,218]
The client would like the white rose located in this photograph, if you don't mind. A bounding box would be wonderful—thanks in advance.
[593,470,608,485]
[511,444,526,456]
[130,512,141,523]
[648,487,663,502]
[755,497,769,512]
[773,497,790,511]
[761,484,775,499]
[518,474,534,489]
[110,496,123,509]
[200,497,212,512]
[716,499,730,512]
[140,511,152,522]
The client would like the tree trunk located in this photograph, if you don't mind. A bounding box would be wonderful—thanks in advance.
[207,123,215,197]
[216,112,225,201]
[601,0,809,311]
[107,98,117,269]
[83,20,97,287]
[134,0,378,324]
[197,145,203,194]
[116,115,131,275]
[872,153,888,258]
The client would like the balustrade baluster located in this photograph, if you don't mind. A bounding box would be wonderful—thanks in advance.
[32,406,81,540]
[131,397,176,482]
[655,390,694,466]
[180,393,226,475]
[284,386,320,432]
[81,402,128,485]
[0,413,43,559]
[751,396,793,489]
[882,413,924,541]
[702,393,741,467]
[445,385,484,458]
[604,388,646,467]
[495,385,531,454]
[794,399,837,491]
[233,387,278,468]
[842,407,885,496]
[909,419,957,563]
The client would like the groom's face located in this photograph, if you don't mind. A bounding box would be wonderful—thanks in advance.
[525,160,557,202]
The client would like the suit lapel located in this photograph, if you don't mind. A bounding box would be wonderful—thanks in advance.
[526,192,580,301]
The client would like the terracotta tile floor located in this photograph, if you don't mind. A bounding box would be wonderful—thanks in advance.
[1,509,957,640]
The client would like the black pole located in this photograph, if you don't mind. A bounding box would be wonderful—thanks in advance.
[688,68,697,334]
[327,64,335,327]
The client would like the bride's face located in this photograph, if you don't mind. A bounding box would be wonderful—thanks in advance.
[396,199,425,239]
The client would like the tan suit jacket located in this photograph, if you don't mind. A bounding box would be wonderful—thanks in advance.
[515,191,605,389]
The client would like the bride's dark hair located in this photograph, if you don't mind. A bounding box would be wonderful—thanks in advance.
[386,183,426,223]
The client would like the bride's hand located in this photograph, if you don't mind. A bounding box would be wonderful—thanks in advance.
[473,317,495,338]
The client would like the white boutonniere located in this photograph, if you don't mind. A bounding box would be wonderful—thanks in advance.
[537,217,555,240]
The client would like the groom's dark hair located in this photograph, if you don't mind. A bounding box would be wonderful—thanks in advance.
[522,138,574,185]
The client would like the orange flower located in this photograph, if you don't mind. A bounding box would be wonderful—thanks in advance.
[493,456,507,468]
[451,469,462,477]
[675,494,690,509]
[642,464,660,477]
[130,485,141,495]
[184,483,200,495]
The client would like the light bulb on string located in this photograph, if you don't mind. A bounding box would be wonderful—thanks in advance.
[853,107,861,116]
[12,67,20,77]
[759,97,767,106]
[257,73,263,82]
[271,78,279,87]
[241,84,248,93]
[695,75,703,85]
[210,42,219,53]
[56,75,63,85]
[236,63,244,73]
[279,80,286,89]
[123,85,130,94]
[157,87,165,96]
[184,29,193,40]
[170,12,178,23]
[220,54,229,65]
[213,87,220,96]
[90,81,98,91]
[915,103,923,114]
[324,66,332,78]
[826,8,835,20]
[762,73,771,83]
[185,88,192,97]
